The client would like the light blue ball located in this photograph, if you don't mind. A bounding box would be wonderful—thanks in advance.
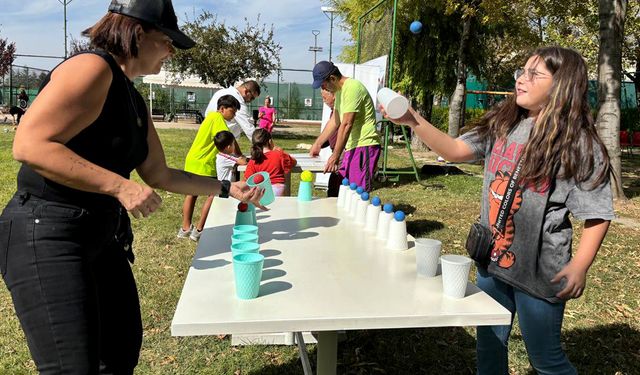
[371,196,381,206]
[356,187,364,194]
[410,20,422,34]
[342,178,349,186]
[383,203,394,213]
[361,192,369,201]
[394,211,406,221]
[350,182,358,190]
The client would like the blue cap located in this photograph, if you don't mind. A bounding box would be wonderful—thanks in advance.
[311,61,339,89]
[361,192,369,201]
[350,182,358,190]
[342,178,349,186]
[394,211,406,221]
[383,203,394,213]
[371,196,381,206]
[356,187,364,194]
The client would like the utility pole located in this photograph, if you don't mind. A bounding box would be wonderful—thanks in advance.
[321,7,338,62]
[58,0,73,58]
[308,30,323,66]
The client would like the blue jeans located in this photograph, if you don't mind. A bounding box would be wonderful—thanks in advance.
[0,192,142,374]
[476,268,576,375]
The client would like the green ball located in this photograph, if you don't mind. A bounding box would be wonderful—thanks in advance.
[301,170,313,182]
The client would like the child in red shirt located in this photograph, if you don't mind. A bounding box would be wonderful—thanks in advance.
[244,128,297,196]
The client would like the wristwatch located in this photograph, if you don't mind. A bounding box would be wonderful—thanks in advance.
[219,180,231,198]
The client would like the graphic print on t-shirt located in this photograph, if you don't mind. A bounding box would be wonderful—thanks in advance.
[488,170,522,268]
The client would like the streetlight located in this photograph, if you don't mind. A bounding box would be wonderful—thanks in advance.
[308,30,323,66]
[321,6,338,62]
[58,0,74,58]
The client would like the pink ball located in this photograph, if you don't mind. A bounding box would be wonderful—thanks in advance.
[253,174,265,184]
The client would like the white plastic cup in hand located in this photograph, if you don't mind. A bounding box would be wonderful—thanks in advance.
[415,238,441,277]
[440,254,473,299]
[377,88,409,119]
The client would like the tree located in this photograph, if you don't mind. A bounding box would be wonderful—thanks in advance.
[0,33,16,77]
[596,0,627,200]
[621,0,640,109]
[69,35,92,56]
[168,12,281,87]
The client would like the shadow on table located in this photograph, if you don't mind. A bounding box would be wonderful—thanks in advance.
[256,217,340,244]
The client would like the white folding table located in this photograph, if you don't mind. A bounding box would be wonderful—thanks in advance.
[172,197,510,374]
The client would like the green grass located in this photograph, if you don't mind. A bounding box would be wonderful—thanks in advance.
[1,124,639,374]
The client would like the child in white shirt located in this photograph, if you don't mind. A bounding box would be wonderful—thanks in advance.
[214,130,247,182]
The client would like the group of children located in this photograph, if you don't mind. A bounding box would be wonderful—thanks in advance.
[178,95,296,241]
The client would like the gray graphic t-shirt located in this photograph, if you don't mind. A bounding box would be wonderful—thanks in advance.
[460,118,614,303]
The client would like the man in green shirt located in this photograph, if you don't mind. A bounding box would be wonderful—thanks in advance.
[311,61,381,192]
[179,95,244,241]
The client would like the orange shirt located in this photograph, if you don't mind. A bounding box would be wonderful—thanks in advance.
[244,149,297,184]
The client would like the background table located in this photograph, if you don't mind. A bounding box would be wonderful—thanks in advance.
[172,197,510,374]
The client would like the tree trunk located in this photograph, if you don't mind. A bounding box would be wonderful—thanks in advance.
[411,92,433,152]
[448,15,471,138]
[596,0,628,200]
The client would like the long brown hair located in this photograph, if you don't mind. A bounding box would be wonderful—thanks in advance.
[474,46,610,189]
[83,13,154,59]
[251,128,272,163]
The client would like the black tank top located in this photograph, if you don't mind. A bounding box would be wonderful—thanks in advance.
[17,50,149,209]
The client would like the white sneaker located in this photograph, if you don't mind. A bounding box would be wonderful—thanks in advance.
[177,224,194,239]
[189,228,203,242]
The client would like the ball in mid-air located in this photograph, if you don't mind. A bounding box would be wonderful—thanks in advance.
[300,170,313,182]
[410,20,422,34]
[238,202,248,212]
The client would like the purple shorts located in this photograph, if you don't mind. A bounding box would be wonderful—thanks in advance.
[338,145,381,192]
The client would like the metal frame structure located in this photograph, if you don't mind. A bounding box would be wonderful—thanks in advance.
[356,0,420,182]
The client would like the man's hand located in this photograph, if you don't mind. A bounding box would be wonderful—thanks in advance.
[309,142,322,157]
[324,152,340,173]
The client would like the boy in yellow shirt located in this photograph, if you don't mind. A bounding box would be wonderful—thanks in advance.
[178,95,242,241]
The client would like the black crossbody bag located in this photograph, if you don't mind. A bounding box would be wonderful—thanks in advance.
[465,159,523,268]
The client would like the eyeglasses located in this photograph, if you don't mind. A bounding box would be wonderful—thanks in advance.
[514,68,550,82]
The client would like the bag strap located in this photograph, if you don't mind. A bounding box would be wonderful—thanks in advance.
[493,157,523,235]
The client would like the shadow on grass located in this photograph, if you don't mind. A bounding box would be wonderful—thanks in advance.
[374,166,466,190]
[407,219,445,237]
[273,131,317,141]
[251,327,477,374]
[621,155,640,199]
[562,322,640,375]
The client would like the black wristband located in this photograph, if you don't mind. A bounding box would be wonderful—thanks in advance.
[219,180,231,198]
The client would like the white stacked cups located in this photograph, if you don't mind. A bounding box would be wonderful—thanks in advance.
[344,182,358,212]
[386,211,408,250]
[350,187,363,218]
[376,203,394,240]
[355,192,369,224]
[365,196,382,232]
[337,178,349,208]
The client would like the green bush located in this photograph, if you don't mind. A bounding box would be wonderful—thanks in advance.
[621,108,640,132]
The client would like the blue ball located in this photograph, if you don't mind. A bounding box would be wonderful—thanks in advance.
[350,182,358,190]
[356,187,364,194]
[342,178,349,186]
[410,20,422,34]
[394,211,406,221]
[383,203,394,213]
[361,192,369,201]
[371,196,381,206]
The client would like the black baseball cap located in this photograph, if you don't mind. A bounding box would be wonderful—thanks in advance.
[108,0,195,49]
[312,61,338,89]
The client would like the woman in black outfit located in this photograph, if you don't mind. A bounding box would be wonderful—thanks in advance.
[0,1,264,373]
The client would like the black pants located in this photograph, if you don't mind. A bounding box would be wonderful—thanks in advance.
[327,172,342,197]
[0,193,142,374]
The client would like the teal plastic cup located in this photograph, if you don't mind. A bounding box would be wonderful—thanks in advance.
[231,233,259,246]
[248,203,257,225]
[231,241,260,256]
[233,224,258,236]
[233,253,264,299]
[297,181,313,202]
[235,210,254,226]
[247,171,275,206]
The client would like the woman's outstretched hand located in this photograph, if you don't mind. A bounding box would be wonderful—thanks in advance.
[379,101,419,127]
[230,181,268,210]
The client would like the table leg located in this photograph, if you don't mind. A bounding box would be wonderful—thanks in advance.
[316,331,338,375]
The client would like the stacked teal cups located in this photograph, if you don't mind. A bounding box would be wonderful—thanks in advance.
[233,224,258,236]
[231,242,260,256]
[233,253,265,299]
[246,171,275,206]
[231,233,259,246]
